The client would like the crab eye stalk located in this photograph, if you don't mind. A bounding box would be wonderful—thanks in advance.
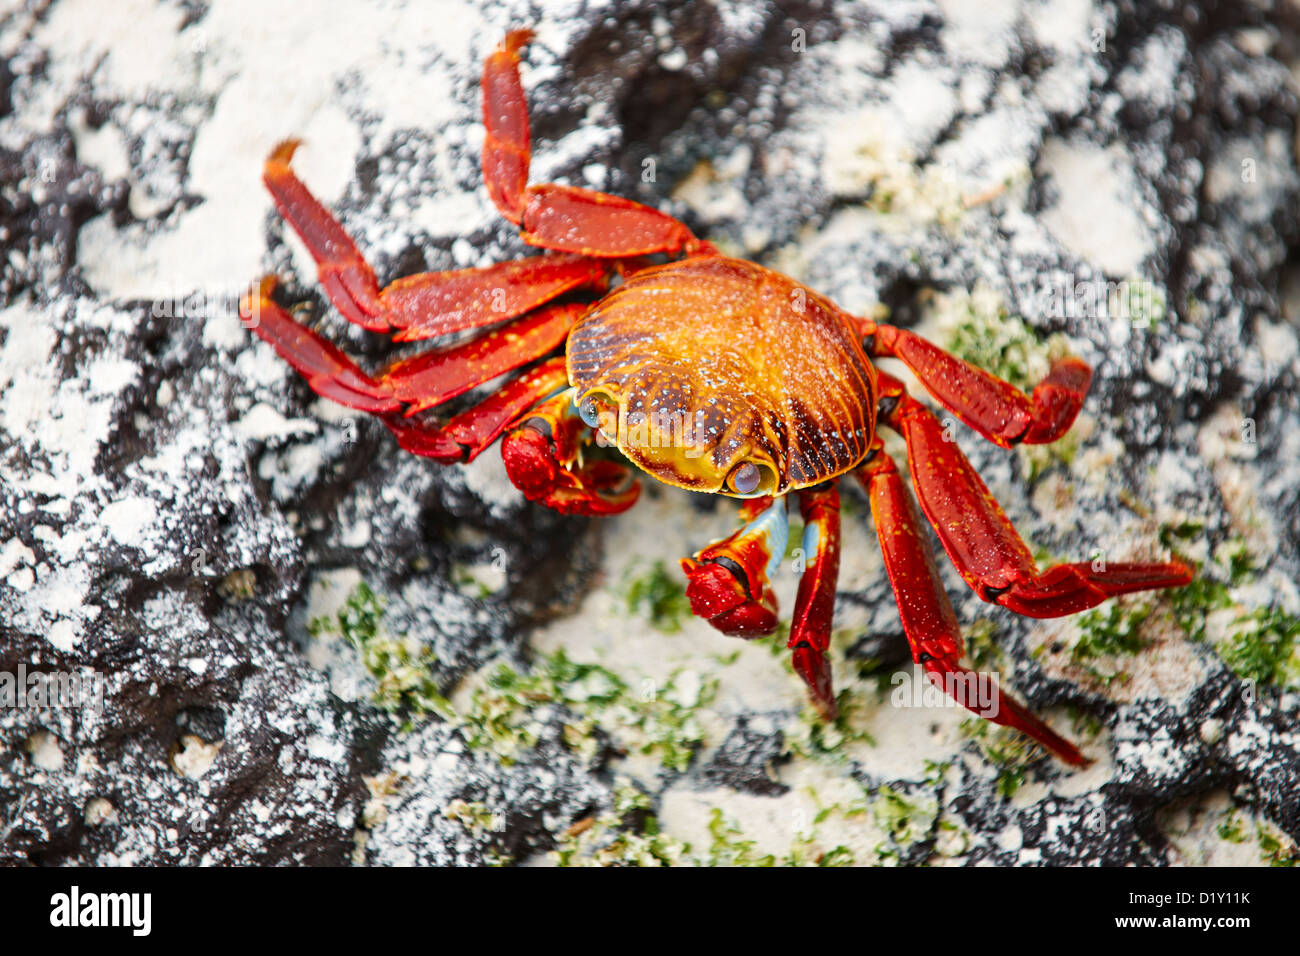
[728,461,763,495]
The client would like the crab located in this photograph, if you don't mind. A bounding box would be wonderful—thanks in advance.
[240,30,1193,766]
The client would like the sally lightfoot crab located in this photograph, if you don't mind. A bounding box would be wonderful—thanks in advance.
[240,30,1192,766]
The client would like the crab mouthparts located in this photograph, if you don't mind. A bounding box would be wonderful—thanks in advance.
[575,388,773,494]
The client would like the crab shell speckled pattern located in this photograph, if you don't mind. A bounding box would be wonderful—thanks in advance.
[566,257,878,495]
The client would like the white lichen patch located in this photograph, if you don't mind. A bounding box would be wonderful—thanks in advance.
[97,495,160,549]
[84,796,119,827]
[1204,132,1294,225]
[233,402,319,442]
[452,559,507,599]
[856,663,987,779]
[455,450,525,518]
[58,0,496,299]
[672,147,753,233]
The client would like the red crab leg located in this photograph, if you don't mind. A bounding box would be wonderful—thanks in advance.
[240,277,402,414]
[482,29,534,224]
[240,279,576,420]
[261,139,383,329]
[861,320,1092,448]
[874,370,1193,617]
[262,139,610,340]
[787,485,843,721]
[381,357,569,463]
[380,302,584,414]
[482,31,717,259]
[379,257,607,342]
[680,496,785,636]
[856,441,1090,766]
[501,390,641,516]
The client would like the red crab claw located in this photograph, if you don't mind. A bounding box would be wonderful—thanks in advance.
[500,390,639,516]
[680,497,785,636]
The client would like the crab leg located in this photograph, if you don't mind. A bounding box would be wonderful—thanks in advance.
[240,277,402,414]
[482,29,534,224]
[382,357,569,463]
[861,321,1092,448]
[681,497,786,636]
[244,277,631,511]
[261,140,610,340]
[787,485,843,721]
[380,303,584,414]
[482,31,716,259]
[240,278,579,417]
[856,441,1089,765]
[501,389,641,515]
[874,370,1193,617]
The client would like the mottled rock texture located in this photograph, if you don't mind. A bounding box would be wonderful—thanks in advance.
[1,0,1298,866]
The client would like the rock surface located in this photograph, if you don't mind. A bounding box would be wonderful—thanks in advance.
[2,0,1299,866]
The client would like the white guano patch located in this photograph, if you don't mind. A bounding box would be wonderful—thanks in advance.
[1038,139,1156,276]
[98,496,159,549]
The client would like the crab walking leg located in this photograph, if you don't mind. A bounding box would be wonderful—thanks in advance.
[379,258,608,343]
[856,444,1090,766]
[482,29,534,224]
[381,358,569,463]
[261,141,610,340]
[861,320,1092,448]
[874,370,1194,617]
[241,278,581,416]
[481,31,717,258]
[379,303,585,414]
[787,485,843,721]
[501,389,641,516]
[681,497,786,636]
[239,277,402,414]
[260,140,382,329]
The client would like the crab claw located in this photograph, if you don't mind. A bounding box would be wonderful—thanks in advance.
[680,497,786,636]
[500,390,640,516]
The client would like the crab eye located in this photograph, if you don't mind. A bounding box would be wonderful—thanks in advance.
[728,461,763,495]
[578,395,603,428]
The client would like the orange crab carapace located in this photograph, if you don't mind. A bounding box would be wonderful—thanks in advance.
[241,29,1192,765]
